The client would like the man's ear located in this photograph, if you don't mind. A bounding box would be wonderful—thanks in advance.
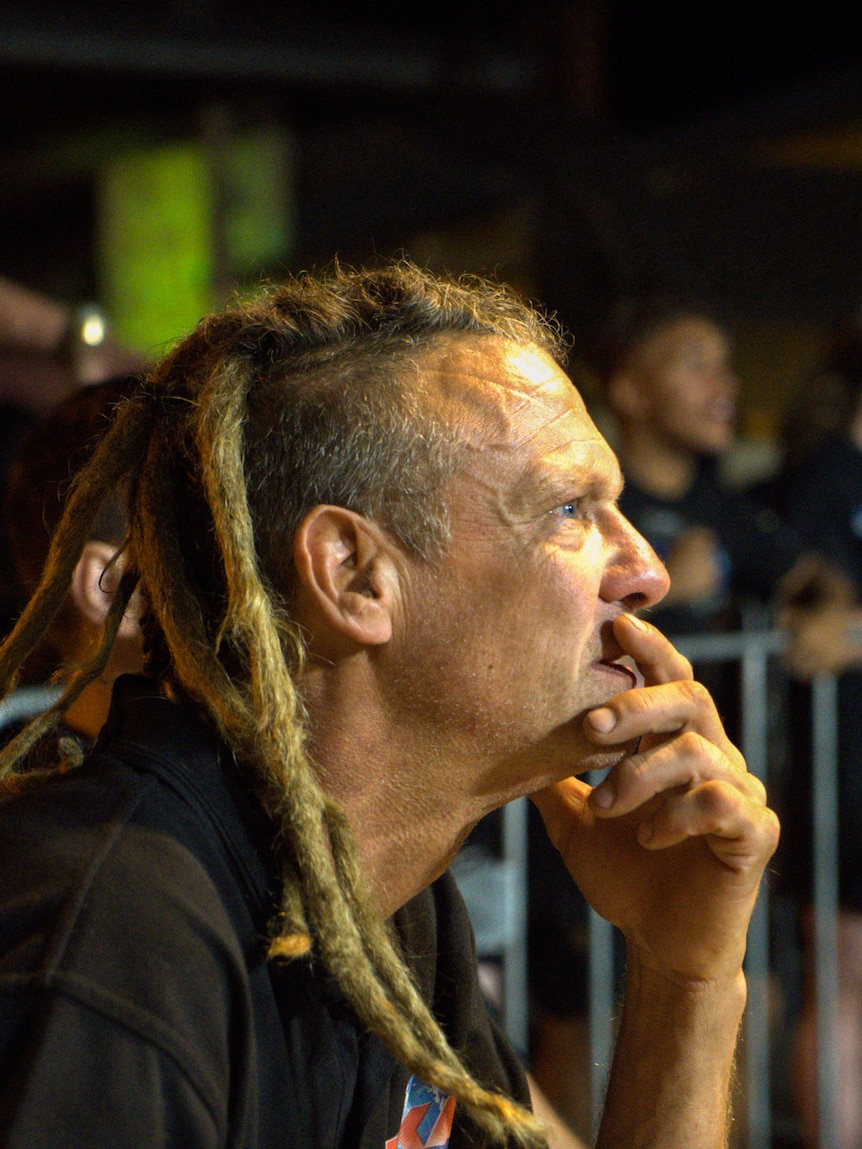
[69,541,139,638]
[292,506,398,648]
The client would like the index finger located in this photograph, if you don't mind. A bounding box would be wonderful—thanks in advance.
[585,679,735,756]
[614,612,693,686]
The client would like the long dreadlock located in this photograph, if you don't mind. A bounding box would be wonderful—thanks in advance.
[0,260,567,1147]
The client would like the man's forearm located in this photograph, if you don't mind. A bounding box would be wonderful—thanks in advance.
[596,953,747,1149]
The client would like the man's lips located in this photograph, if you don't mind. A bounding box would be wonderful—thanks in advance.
[594,617,642,689]
[595,655,638,689]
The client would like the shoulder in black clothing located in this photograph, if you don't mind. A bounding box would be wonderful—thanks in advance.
[0,677,528,1149]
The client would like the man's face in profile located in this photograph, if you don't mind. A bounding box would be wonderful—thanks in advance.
[384,336,668,807]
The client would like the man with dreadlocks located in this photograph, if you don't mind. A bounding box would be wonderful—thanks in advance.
[0,261,778,1149]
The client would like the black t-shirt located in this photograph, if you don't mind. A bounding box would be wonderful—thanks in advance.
[0,676,529,1148]
[775,436,862,596]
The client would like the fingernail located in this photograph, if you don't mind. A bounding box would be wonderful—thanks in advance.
[638,819,654,844]
[590,784,615,809]
[624,613,648,630]
[587,707,617,733]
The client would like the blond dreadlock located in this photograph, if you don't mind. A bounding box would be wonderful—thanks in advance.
[0,260,568,1147]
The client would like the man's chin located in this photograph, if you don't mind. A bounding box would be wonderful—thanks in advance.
[566,738,636,780]
[520,720,636,794]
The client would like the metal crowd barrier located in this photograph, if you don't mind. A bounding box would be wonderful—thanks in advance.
[456,626,841,1148]
[450,798,530,1051]
[0,683,63,730]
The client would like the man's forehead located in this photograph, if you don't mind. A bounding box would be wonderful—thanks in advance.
[420,335,620,503]
[420,336,592,442]
[636,316,729,367]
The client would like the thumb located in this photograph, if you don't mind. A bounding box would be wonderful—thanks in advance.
[531,776,592,853]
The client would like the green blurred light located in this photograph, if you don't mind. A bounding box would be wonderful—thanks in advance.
[97,142,215,356]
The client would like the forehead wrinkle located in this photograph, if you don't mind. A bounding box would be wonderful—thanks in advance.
[421,335,620,522]
[499,385,621,511]
[475,369,581,440]
[419,335,569,442]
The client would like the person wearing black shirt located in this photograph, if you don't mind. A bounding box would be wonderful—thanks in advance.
[0,377,143,770]
[768,305,862,1149]
[0,262,778,1149]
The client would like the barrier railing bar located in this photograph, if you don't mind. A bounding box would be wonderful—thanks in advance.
[812,673,840,1148]
[0,684,63,729]
[587,794,616,1135]
[501,796,530,1053]
[675,628,787,662]
[740,639,772,1149]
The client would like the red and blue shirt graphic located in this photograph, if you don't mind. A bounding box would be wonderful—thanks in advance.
[385,1075,456,1148]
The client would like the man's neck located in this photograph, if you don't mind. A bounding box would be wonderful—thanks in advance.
[617,428,698,500]
[62,676,114,741]
[62,632,144,742]
[299,667,480,919]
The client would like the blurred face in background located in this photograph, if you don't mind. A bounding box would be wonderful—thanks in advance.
[613,316,739,456]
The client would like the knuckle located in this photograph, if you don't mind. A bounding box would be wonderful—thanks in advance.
[625,688,656,717]
[681,677,711,708]
[675,728,707,759]
[745,803,781,862]
[747,773,768,805]
[693,778,728,817]
[768,808,782,849]
[614,752,649,790]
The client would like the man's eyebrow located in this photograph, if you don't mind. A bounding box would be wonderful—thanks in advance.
[510,452,623,511]
[605,463,625,502]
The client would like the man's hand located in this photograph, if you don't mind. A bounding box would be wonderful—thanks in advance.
[661,525,724,607]
[782,602,862,678]
[532,612,779,984]
[778,552,862,678]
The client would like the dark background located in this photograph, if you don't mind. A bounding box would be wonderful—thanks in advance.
[3,0,862,421]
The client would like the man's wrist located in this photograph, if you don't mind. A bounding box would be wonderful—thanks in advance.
[596,952,746,1149]
[624,947,748,1022]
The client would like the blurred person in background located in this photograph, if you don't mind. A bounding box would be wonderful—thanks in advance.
[766,301,862,1149]
[0,275,144,631]
[0,376,144,769]
[586,292,840,642]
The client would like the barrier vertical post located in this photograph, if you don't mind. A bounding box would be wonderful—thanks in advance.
[741,641,772,1149]
[587,763,616,1135]
[587,909,615,1135]
[502,797,530,1053]
[812,673,840,1149]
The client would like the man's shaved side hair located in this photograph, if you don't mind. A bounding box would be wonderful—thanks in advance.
[0,260,566,1147]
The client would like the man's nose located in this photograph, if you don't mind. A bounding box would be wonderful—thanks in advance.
[601,515,670,611]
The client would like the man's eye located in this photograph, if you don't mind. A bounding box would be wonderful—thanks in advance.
[554,500,584,520]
